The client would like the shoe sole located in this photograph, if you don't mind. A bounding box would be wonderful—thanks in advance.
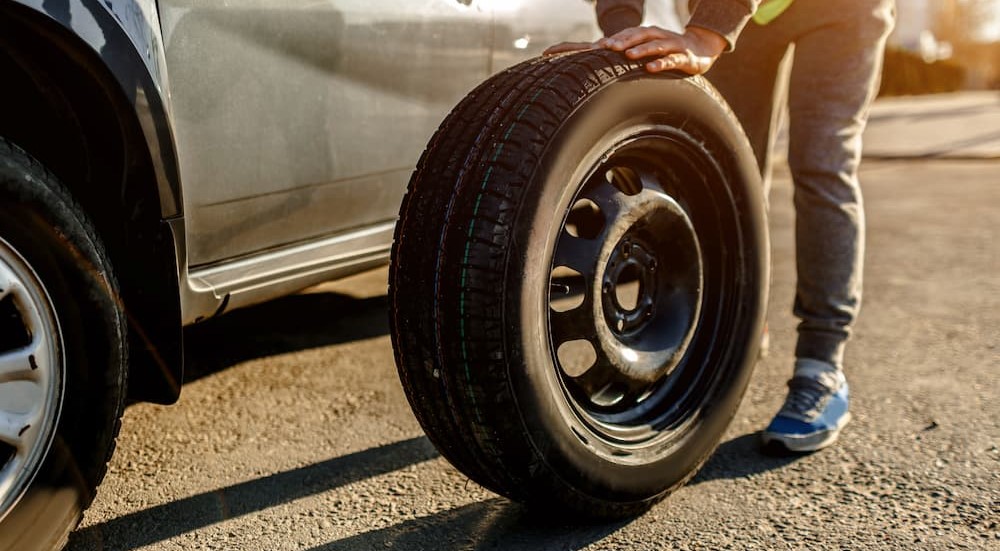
[760,412,852,453]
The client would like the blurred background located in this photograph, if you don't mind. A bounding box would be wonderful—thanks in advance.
[882,0,999,94]
[668,0,998,94]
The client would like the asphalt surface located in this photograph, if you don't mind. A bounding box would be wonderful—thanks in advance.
[68,94,999,550]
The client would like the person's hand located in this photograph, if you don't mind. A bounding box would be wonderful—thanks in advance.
[597,26,727,75]
[543,41,599,56]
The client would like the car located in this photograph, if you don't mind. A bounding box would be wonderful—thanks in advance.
[0,1,687,548]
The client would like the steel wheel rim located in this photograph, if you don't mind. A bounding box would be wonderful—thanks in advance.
[547,129,738,454]
[0,236,64,520]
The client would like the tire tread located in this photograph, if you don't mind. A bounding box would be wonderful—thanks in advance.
[391,50,749,518]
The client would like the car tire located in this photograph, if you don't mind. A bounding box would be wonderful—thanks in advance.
[390,50,768,518]
[0,137,127,550]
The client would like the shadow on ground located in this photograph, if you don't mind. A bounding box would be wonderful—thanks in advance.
[68,437,438,550]
[305,434,801,551]
[689,433,804,485]
[182,291,389,384]
[67,432,799,550]
[309,499,631,551]
[68,433,628,551]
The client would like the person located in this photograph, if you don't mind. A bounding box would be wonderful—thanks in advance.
[546,0,895,452]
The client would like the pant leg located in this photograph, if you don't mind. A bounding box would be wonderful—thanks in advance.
[705,19,792,194]
[783,0,895,369]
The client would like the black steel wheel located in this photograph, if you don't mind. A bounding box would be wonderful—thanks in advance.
[391,50,768,518]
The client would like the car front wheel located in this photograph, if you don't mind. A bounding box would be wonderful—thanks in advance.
[0,137,126,550]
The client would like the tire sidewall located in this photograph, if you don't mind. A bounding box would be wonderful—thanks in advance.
[507,75,768,502]
[0,148,125,550]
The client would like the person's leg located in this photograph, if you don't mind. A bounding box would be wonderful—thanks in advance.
[706,20,793,361]
[705,20,791,192]
[785,0,894,371]
[761,0,894,452]
[705,19,794,359]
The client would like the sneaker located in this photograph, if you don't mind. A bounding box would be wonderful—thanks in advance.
[760,359,851,453]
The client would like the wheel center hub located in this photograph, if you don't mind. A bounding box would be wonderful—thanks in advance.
[602,238,657,335]
[593,189,704,385]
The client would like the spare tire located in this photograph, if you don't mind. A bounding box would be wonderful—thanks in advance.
[390,50,768,518]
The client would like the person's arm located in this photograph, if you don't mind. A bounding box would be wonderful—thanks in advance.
[686,0,760,52]
[546,0,758,75]
[593,0,760,50]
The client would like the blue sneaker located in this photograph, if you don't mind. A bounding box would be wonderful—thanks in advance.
[761,359,851,453]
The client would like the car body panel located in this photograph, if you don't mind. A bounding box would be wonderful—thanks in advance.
[492,0,680,67]
[161,0,495,266]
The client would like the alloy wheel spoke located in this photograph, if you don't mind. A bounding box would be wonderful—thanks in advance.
[0,342,40,384]
[0,267,15,302]
[0,411,34,449]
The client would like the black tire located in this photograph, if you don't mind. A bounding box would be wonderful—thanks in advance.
[0,138,127,550]
[390,50,768,518]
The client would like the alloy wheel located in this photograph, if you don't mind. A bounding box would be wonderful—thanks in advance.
[0,237,63,520]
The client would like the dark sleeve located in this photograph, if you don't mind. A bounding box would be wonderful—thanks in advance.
[687,0,761,51]
[595,0,644,37]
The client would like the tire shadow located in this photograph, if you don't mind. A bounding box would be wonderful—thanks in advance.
[301,439,792,551]
[181,290,389,384]
[308,499,632,551]
[67,437,437,551]
[688,433,804,485]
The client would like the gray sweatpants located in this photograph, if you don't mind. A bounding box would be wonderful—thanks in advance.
[706,0,895,370]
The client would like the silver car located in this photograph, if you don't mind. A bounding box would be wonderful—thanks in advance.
[0,0,680,548]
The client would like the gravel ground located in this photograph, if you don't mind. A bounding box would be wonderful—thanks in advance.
[67,158,999,550]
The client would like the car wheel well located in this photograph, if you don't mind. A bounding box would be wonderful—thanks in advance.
[0,7,183,404]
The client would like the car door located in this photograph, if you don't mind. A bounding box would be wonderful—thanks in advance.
[159,0,494,266]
